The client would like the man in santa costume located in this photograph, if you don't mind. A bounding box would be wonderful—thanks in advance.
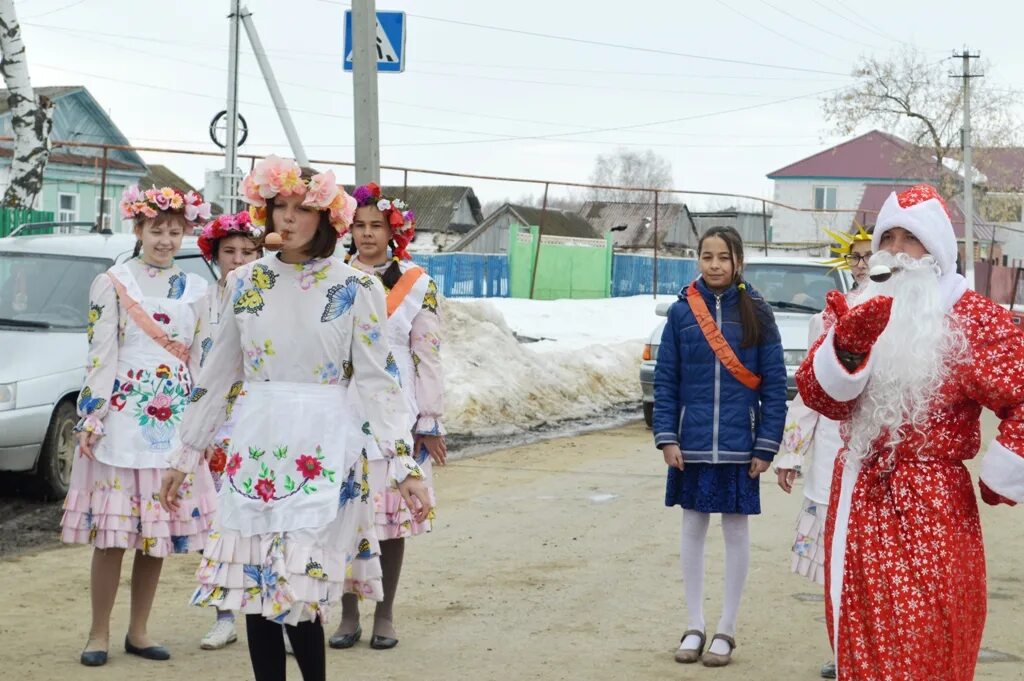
[796,184,1024,681]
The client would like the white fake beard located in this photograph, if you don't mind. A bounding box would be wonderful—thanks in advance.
[842,251,968,464]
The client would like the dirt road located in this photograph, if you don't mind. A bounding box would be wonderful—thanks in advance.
[2,419,1022,680]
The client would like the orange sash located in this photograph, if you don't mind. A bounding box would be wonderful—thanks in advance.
[107,274,191,364]
[687,282,762,391]
[386,267,424,318]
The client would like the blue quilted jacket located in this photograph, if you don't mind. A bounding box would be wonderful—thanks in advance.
[652,278,787,464]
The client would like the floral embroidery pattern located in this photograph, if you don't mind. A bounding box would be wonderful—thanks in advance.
[313,362,341,385]
[246,339,276,373]
[358,313,382,346]
[230,444,336,503]
[87,303,103,344]
[225,381,244,416]
[234,264,277,315]
[295,259,331,290]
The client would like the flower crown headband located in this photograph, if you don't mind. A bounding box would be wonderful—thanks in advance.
[822,223,872,271]
[120,185,212,223]
[239,155,356,236]
[197,210,265,261]
[350,182,416,260]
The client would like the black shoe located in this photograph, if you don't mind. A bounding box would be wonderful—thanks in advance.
[370,634,398,650]
[328,626,362,649]
[80,650,108,667]
[124,636,170,661]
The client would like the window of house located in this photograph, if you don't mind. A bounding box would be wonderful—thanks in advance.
[813,186,838,211]
[95,197,113,231]
[58,193,78,222]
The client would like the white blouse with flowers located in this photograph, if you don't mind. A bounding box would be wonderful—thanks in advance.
[169,254,420,486]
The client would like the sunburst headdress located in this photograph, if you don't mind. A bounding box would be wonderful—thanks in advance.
[822,223,872,270]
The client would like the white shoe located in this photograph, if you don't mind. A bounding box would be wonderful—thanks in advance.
[200,618,238,650]
[283,626,293,655]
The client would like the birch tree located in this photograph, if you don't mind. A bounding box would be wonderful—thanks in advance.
[0,0,53,209]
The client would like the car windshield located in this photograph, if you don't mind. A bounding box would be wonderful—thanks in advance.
[0,252,112,329]
[744,263,844,314]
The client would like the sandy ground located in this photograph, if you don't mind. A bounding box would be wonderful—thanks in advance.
[2,416,1023,681]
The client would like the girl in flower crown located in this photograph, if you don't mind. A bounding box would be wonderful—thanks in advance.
[331,183,444,651]
[192,210,264,651]
[159,157,431,681]
[774,224,871,679]
[62,185,215,667]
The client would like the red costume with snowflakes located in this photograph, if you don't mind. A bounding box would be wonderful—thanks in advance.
[796,184,1024,681]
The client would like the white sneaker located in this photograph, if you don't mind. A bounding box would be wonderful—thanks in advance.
[200,618,238,650]
[283,626,293,655]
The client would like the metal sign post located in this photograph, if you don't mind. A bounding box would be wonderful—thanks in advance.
[222,0,242,213]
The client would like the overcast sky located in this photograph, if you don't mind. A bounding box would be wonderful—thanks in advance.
[17,0,1024,209]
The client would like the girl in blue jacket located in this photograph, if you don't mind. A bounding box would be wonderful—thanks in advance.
[653,225,787,667]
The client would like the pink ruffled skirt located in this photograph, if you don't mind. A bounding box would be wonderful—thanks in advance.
[61,454,217,557]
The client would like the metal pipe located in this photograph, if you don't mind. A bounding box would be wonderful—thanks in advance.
[223,0,242,213]
[240,7,309,167]
[98,146,108,231]
[653,190,659,298]
[528,182,549,300]
[762,200,769,256]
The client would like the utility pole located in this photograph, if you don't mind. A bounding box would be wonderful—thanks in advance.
[952,47,981,289]
[223,0,242,213]
[352,0,380,184]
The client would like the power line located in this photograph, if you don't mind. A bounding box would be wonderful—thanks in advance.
[22,0,88,20]
[756,0,878,48]
[312,0,852,77]
[714,0,847,63]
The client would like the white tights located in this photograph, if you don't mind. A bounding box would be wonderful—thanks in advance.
[679,511,750,653]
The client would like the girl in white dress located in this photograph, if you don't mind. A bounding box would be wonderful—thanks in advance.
[160,157,432,681]
[193,211,264,650]
[332,183,445,650]
[62,185,214,667]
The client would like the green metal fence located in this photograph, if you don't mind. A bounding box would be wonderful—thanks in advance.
[0,208,56,237]
[508,225,612,300]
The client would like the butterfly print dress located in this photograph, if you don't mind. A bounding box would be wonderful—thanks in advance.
[61,257,218,557]
[170,254,420,624]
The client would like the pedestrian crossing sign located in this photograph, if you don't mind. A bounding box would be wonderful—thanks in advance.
[344,10,406,73]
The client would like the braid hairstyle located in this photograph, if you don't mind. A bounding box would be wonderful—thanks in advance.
[346,237,405,291]
[698,225,762,348]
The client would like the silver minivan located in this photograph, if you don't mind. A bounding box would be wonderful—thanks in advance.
[640,257,853,427]
[0,231,215,497]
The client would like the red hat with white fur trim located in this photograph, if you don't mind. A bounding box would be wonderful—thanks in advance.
[871,184,957,275]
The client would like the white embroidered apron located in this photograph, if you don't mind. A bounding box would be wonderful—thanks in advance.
[217,381,361,536]
[93,264,205,470]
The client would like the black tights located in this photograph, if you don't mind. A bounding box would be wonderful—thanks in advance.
[245,615,325,681]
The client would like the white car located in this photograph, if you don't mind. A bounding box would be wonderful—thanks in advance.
[640,256,853,426]
[0,231,216,497]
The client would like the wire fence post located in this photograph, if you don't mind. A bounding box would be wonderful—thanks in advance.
[528,182,549,300]
[653,190,659,298]
[97,146,109,232]
[761,199,769,256]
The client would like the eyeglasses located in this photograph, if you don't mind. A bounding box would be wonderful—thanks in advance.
[844,252,872,265]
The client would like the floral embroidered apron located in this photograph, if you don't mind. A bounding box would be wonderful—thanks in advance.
[93,263,205,469]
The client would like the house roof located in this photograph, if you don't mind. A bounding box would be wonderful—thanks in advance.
[344,185,483,234]
[973,148,1024,191]
[449,202,599,251]
[140,164,198,192]
[767,130,949,181]
[854,183,994,241]
[578,200,695,248]
[0,85,80,115]
[0,146,140,171]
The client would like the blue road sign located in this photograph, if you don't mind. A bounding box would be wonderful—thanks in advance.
[344,10,406,73]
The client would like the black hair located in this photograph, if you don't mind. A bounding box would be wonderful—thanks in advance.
[698,225,762,348]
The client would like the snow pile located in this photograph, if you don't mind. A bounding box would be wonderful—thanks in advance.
[442,296,670,436]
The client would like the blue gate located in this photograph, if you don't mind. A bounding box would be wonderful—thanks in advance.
[413,253,510,298]
[611,254,697,296]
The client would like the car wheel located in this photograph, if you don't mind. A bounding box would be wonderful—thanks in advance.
[643,401,654,428]
[31,400,77,500]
